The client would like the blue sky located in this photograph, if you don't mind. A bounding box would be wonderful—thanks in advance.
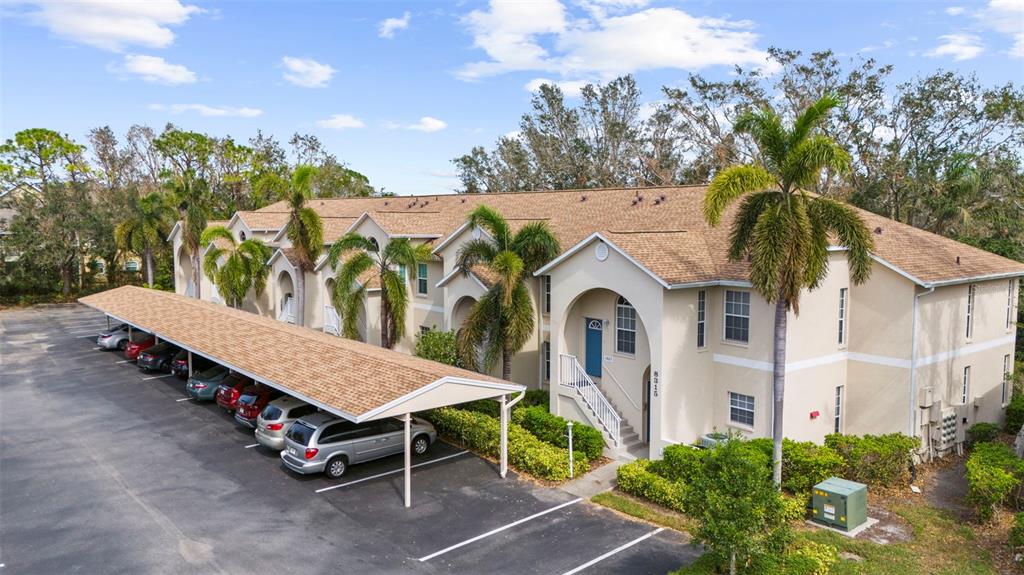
[2,0,1022,196]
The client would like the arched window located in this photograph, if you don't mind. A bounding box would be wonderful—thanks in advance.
[369,237,379,250]
[239,231,247,241]
[615,296,636,355]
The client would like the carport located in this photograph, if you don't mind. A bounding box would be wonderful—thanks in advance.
[79,286,525,507]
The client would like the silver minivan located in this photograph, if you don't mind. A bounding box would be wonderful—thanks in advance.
[280,412,437,478]
[254,397,318,450]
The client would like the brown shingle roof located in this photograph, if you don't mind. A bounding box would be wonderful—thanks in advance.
[79,286,513,419]
[251,187,1024,286]
[236,211,289,231]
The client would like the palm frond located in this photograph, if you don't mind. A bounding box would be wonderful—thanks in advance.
[466,205,512,249]
[734,107,788,171]
[200,225,235,248]
[788,94,841,149]
[384,237,427,269]
[727,191,779,262]
[340,284,366,340]
[809,198,874,285]
[327,233,378,268]
[456,239,499,274]
[748,203,788,300]
[782,135,851,189]
[490,251,524,306]
[511,221,560,275]
[704,164,775,226]
[502,282,535,355]
[380,268,409,346]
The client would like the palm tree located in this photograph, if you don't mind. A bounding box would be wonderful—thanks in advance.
[200,225,272,308]
[170,171,209,298]
[327,234,432,348]
[114,191,174,286]
[703,95,874,487]
[281,165,323,327]
[455,205,560,380]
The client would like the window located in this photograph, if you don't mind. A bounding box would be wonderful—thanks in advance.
[724,290,751,343]
[1008,279,1016,331]
[1004,354,1013,405]
[966,284,976,339]
[398,264,406,281]
[962,365,971,405]
[542,275,551,314]
[837,288,849,346]
[615,296,636,355]
[543,341,551,381]
[729,392,755,427]
[696,290,707,349]
[239,231,247,241]
[125,260,139,272]
[417,263,428,295]
[420,325,430,335]
[834,385,844,433]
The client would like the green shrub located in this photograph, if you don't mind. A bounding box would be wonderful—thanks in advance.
[414,329,460,367]
[824,433,917,486]
[422,407,587,481]
[511,405,605,460]
[780,440,845,496]
[1010,512,1024,547]
[967,422,1000,445]
[965,442,1024,522]
[657,444,708,483]
[780,495,809,523]
[780,541,838,575]
[458,389,550,419]
[616,459,686,513]
[1005,393,1024,433]
[521,389,550,409]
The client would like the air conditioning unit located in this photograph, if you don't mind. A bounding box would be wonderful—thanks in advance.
[929,400,945,423]
[918,386,934,409]
[699,432,729,449]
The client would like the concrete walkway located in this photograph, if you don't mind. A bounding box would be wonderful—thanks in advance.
[561,459,624,498]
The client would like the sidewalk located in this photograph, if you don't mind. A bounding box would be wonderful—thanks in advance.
[560,459,624,498]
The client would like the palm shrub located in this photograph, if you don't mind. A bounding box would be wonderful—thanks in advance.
[703,95,874,486]
[455,205,559,380]
[200,225,272,308]
[169,171,209,298]
[281,165,322,327]
[114,191,174,287]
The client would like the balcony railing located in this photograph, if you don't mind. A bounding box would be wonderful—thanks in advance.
[277,297,295,324]
[559,353,621,446]
[323,305,341,336]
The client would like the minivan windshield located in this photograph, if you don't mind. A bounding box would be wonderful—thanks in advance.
[286,422,316,446]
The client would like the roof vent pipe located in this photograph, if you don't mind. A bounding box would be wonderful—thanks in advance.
[581,195,587,202]
[874,227,883,235]
[956,256,961,265]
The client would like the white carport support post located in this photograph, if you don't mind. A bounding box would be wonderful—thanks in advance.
[500,395,508,478]
[154,335,160,344]
[404,413,412,508]
[106,316,110,331]
[187,351,193,377]
[128,325,133,339]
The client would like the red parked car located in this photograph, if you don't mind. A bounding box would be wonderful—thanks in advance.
[215,374,254,412]
[234,386,284,429]
[124,334,156,361]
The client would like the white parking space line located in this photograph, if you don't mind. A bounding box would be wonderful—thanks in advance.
[116,360,133,364]
[70,330,103,335]
[316,450,470,494]
[244,443,259,449]
[560,528,665,575]
[92,347,102,350]
[77,335,99,339]
[141,374,175,381]
[175,398,192,402]
[418,497,583,562]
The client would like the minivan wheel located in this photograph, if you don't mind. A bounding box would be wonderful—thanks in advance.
[412,436,429,456]
[325,456,348,479]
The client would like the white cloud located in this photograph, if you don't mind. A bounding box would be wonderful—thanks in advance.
[148,103,263,117]
[113,54,196,85]
[1011,33,1024,57]
[458,1,770,81]
[859,39,896,53]
[979,0,1024,57]
[379,11,411,38]
[525,77,588,97]
[316,114,366,130]
[387,117,448,132]
[23,0,200,52]
[281,56,335,88]
[925,33,984,60]
[945,6,966,15]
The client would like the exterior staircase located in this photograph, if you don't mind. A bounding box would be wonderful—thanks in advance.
[559,354,647,459]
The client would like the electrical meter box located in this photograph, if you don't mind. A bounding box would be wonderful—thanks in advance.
[811,477,867,531]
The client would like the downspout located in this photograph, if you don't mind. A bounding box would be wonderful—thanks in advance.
[909,285,935,447]
[538,277,544,390]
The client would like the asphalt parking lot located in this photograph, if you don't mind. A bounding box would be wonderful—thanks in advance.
[0,304,698,574]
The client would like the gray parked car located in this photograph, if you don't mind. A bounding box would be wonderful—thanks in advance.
[280,412,437,479]
[254,397,318,450]
[96,323,130,350]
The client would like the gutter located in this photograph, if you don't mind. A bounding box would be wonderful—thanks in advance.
[909,285,936,438]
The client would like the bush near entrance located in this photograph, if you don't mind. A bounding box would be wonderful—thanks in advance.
[965,442,1024,522]
[967,422,1000,446]
[512,405,605,460]
[824,433,917,486]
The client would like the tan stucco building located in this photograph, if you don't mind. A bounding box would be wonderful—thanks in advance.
[170,186,1024,459]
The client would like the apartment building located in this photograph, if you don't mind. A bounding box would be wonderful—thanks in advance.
[169,186,1024,459]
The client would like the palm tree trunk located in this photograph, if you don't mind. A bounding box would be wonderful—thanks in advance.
[380,298,391,348]
[772,296,788,489]
[193,253,201,298]
[145,248,154,287]
[502,346,512,381]
[295,268,305,327]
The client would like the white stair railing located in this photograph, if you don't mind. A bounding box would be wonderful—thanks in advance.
[278,297,295,324]
[559,354,621,447]
[323,305,341,336]
[185,282,195,298]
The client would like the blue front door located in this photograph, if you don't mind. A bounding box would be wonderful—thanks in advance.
[584,318,602,378]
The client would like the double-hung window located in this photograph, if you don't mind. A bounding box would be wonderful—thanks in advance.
[1008,279,1016,331]
[837,288,849,346]
[417,263,428,295]
[962,365,971,405]
[966,284,976,340]
[542,275,551,314]
[834,385,844,433]
[615,296,636,355]
[1004,354,1013,405]
[543,341,551,382]
[729,392,755,427]
[724,290,750,343]
[696,290,707,349]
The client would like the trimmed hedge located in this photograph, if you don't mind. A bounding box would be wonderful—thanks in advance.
[1005,393,1024,433]
[656,443,708,484]
[965,442,1024,522]
[458,389,551,419]
[422,407,588,481]
[616,459,686,513]
[512,405,605,460]
[824,433,917,486]
[967,422,1000,445]
[1010,512,1024,547]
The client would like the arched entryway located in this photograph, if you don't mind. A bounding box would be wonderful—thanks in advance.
[277,270,295,323]
[451,295,477,335]
[176,244,194,296]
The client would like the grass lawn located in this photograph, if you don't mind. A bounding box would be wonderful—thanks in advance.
[592,491,999,575]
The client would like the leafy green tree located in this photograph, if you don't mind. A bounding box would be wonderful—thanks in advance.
[455,205,560,380]
[168,171,210,299]
[327,233,431,348]
[682,438,792,575]
[114,192,174,286]
[281,165,323,327]
[703,95,874,487]
[200,225,272,308]
[0,128,89,187]
[414,329,461,367]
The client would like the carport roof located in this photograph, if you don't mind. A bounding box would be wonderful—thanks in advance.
[79,286,522,421]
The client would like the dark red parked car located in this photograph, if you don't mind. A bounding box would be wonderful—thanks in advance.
[215,373,254,412]
[124,334,156,361]
[234,386,284,429]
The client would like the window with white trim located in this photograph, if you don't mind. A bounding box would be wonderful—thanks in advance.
[962,365,971,405]
[834,385,844,433]
[615,296,636,355]
[697,290,707,349]
[1008,279,1016,331]
[966,284,976,340]
[729,392,755,427]
[542,275,551,314]
[420,325,430,335]
[724,290,751,343]
[417,263,428,295]
[837,288,848,346]
[543,341,551,381]
[1004,354,1013,405]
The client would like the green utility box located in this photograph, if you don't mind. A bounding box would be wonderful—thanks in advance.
[811,477,868,532]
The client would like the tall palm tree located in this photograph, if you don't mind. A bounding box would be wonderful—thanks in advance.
[114,191,174,286]
[703,95,874,487]
[455,205,560,380]
[281,165,323,327]
[200,225,272,308]
[327,234,432,348]
[170,171,209,298]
